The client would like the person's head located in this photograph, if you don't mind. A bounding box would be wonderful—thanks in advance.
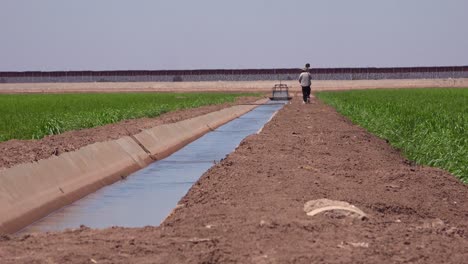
[305,63,310,68]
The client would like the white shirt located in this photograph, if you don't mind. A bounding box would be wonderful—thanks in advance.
[299,72,312,87]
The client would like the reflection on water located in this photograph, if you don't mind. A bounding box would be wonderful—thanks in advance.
[21,101,285,233]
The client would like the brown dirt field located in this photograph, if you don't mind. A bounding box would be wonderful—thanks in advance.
[1,96,467,263]
[1,78,468,94]
[0,96,262,169]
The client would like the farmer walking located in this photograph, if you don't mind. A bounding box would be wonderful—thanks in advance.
[298,64,312,104]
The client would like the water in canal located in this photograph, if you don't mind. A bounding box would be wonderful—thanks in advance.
[21,101,285,233]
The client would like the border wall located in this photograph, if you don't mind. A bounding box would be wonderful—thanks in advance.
[1,66,467,83]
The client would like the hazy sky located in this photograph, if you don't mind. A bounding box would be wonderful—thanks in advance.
[1,0,467,71]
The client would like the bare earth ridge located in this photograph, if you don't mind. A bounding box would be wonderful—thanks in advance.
[1,96,467,263]
[1,78,468,94]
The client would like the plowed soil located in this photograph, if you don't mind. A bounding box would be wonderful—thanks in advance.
[1,96,467,263]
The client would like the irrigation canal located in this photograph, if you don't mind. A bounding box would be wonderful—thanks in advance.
[21,101,286,233]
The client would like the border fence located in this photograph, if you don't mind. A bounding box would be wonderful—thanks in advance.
[0,66,467,83]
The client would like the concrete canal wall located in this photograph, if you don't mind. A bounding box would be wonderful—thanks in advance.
[0,98,268,234]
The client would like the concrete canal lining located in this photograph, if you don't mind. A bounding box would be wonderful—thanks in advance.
[0,98,268,234]
[21,101,285,232]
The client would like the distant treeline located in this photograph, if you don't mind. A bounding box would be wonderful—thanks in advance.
[1,66,467,83]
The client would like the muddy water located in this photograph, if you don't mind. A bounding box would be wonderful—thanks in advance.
[21,101,285,233]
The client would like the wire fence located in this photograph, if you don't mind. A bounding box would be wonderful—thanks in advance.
[1,66,467,83]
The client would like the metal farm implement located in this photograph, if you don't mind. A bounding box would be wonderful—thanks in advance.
[269,83,292,101]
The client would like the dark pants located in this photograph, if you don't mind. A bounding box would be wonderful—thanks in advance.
[302,86,311,102]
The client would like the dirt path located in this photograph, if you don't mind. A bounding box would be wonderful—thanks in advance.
[0,96,261,169]
[1,97,467,263]
[1,79,468,94]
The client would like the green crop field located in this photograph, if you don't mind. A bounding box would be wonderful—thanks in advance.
[0,92,259,142]
[316,88,468,182]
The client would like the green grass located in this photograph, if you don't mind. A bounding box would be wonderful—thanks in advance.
[316,88,468,182]
[0,92,259,142]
